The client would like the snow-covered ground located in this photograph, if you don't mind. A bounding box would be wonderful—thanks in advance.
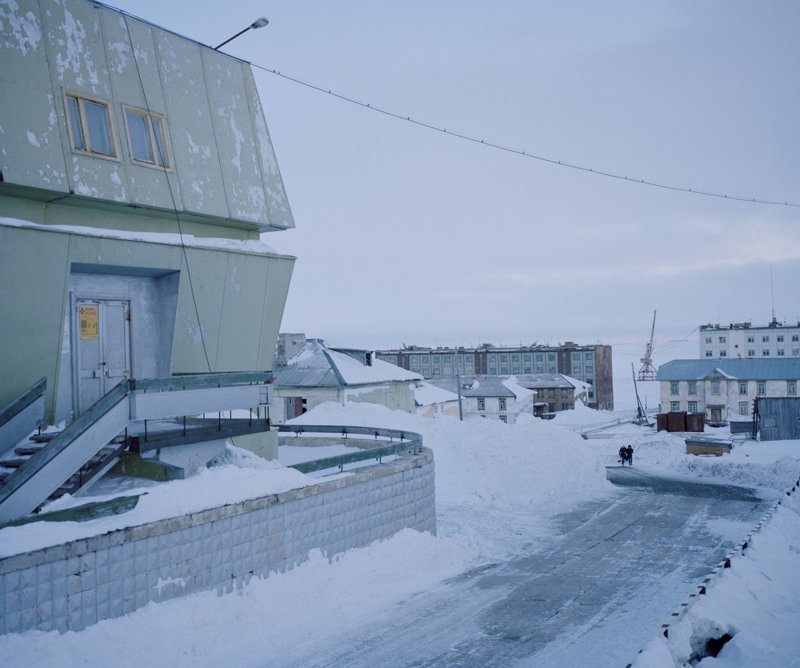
[1,402,799,667]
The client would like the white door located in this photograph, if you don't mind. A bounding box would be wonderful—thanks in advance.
[76,299,131,414]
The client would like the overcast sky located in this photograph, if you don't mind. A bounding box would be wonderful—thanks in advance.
[111,1,799,367]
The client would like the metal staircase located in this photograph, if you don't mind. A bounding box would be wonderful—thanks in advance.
[0,372,271,525]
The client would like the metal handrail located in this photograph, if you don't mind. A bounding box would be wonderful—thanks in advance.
[278,424,423,474]
[0,377,46,429]
[0,372,273,512]
[131,371,271,392]
[0,380,130,505]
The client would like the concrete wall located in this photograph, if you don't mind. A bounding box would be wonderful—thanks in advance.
[0,448,435,635]
[344,382,416,414]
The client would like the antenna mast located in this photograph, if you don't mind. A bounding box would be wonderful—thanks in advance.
[637,310,658,381]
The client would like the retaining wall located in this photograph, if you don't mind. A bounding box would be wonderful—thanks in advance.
[0,448,435,635]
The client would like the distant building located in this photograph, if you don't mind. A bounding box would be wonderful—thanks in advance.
[413,382,460,419]
[656,359,800,424]
[428,376,529,423]
[514,374,586,416]
[699,320,800,360]
[272,337,421,422]
[375,342,613,410]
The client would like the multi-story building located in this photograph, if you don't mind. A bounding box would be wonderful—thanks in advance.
[0,0,295,429]
[699,320,800,360]
[656,359,800,423]
[376,342,613,410]
[0,0,296,502]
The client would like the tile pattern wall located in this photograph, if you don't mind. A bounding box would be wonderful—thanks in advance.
[0,449,435,634]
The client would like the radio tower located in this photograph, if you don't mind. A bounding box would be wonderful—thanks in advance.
[637,310,658,381]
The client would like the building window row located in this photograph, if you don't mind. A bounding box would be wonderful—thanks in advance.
[65,92,171,170]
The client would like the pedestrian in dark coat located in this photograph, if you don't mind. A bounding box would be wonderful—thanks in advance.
[619,446,627,465]
[626,445,634,466]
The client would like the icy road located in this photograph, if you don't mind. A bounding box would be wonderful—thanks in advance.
[283,469,772,668]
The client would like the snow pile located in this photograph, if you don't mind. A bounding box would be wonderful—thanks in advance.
[634,491,800,668]
[290,401,612,557]
[1,400,798,668]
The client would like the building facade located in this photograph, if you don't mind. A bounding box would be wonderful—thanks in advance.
[0,1,294,427]
[699,320,800,360]
[376,342,613,410]
[272,338,422,422]
[515,374,581,415]
[656,359,800,423]
[427,376,524,423]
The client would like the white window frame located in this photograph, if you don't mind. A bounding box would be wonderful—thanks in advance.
[670,401,680,412]
[64,91,119,160]
[123,105,172,170]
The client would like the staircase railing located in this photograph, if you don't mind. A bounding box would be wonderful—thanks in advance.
[0,377,46,457]
[0,372,272,524]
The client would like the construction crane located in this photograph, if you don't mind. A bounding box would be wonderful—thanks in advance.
[637,310,658,381]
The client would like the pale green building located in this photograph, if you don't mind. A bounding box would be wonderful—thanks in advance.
[0,0,295,429]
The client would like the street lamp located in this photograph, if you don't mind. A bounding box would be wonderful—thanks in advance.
[214,17,269,50]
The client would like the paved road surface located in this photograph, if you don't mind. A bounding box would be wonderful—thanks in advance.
[280,469,772,668]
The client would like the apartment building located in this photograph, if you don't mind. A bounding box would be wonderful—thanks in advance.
[699,320,800,360]
[376,342,613,410]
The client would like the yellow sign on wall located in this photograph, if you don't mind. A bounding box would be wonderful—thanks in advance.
[79,305,98,340]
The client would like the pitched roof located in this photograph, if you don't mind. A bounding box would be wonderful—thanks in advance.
[274,339,422,388]
[429,376,517,398]
[414,382,459,406]
[656,358,800,381]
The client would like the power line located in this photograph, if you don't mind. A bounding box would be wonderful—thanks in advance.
[254,64,800,209]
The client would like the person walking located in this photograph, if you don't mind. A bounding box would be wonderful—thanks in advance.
[618,445,628,466]
[626,445,634,466]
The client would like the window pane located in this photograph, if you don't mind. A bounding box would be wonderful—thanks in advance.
[152,117,168,166]
[84,100,114,155]
[126,111,153,163]
[66,97,85,150]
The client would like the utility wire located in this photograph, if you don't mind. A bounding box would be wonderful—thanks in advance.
[254,64,799,209]
[124,16,213,373]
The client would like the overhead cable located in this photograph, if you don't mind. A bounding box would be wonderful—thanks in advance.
[254,64,799,209]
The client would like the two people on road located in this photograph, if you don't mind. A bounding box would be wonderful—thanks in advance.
[618,444,634,466]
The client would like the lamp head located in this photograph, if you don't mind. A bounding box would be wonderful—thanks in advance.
[251,18,269,29]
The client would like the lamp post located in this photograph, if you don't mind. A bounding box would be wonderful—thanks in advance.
[214,17,269,50]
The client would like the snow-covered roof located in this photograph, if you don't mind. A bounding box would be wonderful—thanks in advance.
[275,339,422,388]
[656,359,800,381]
[501,376,534,401]
[515,373,573,390]
[413,382,459,407]
[428,376,516,398]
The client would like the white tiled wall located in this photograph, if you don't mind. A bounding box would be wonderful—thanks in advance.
[0,449,435,634]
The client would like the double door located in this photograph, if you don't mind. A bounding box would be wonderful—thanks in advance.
[75,299,131,413]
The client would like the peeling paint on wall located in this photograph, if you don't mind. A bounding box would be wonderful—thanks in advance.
[0,0,41,55]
